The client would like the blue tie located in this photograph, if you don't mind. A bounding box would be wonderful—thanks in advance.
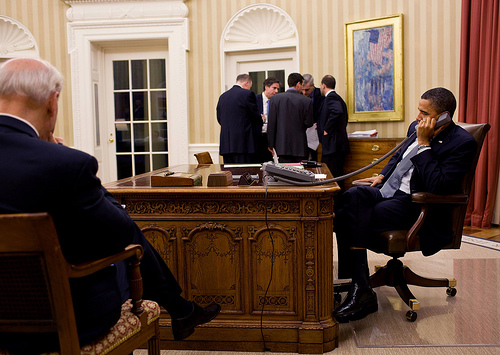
[379,144,419,198]
[266,99,269,117]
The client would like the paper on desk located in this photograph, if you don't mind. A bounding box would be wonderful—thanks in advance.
[348,129,378,138]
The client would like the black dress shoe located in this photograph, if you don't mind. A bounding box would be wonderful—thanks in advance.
[332,282,377,323]
[171,302,221,340]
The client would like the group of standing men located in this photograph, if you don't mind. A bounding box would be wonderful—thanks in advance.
[217,72,350,186]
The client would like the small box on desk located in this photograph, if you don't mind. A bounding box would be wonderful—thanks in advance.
[151,172,202,187]
[207,170,233,186]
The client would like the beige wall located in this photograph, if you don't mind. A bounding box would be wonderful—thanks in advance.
[1,0,461,147]
[187,0,462,143]
[0,0,73,145]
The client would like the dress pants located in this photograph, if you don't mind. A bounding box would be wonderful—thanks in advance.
[321,152,347,190]
[334,186,419,278]
[118,223,190,319]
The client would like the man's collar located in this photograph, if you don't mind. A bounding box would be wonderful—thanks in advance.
[0,113,40,137]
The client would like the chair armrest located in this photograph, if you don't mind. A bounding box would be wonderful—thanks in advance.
[67,244,145,316]
[351,180,372,186]
[411,192,469,204]
[67,244,144,278]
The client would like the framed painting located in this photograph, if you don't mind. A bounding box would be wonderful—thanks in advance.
[345,14,404,122]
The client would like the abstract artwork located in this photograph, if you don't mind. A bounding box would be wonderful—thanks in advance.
[345,15,404,122]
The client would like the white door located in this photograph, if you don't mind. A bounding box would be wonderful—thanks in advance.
[103,48,169,182]
[225,49,297,93]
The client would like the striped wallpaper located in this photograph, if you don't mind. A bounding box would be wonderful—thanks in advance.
[0,0,462,146]
[187,0,462,143]
[1,0,73,145]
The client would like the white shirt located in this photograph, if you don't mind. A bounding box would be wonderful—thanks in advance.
[398,137,430,194]
[261,93,271,133]
[324,89,335,97]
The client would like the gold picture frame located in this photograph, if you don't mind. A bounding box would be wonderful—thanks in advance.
[345,14,404,122]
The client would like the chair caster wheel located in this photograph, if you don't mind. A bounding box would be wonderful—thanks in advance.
[446,287,457,297]
[406,310,417,322]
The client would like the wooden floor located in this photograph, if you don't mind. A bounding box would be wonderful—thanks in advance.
[462,224,500,241]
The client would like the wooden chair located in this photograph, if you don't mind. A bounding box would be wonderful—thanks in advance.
[335,122,491,321]
[0,212,160,354]
[194,151,213,164]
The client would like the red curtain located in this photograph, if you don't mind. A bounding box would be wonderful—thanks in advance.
[460,0,500,228]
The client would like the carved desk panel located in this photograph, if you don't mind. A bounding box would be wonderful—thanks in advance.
[105,164,340,354]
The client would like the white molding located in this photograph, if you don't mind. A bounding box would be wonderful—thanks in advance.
[0,16,38,58]
[65,0,189,21]
[223,4,296,49]
[66,0,189,166]
[220,4,299,92]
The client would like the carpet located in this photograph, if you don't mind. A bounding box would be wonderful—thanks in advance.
[349,236,500,348]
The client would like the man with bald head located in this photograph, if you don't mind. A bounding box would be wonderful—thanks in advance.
[0,58,220,352]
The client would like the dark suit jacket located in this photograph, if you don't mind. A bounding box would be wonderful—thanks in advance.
[0,115,136,347]
[217,85,262,155]
[317,91,350,156]
[267,89,314,158]
[309,87,324,122]
[380,121,477,255]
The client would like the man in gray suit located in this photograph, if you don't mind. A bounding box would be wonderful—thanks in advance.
[267,73,314,163]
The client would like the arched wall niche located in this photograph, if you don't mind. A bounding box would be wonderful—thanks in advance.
[220,4,299,90]
[0,16,39,59]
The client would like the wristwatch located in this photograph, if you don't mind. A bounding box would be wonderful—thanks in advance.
[418,144,430,150]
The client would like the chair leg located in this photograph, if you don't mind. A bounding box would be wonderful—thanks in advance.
[148,322,161,355]
[403,265,456,288]
[369,263,389,288]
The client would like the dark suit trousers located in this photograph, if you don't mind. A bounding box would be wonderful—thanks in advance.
[322,152,346,190]
[118,224,191,319]
[334,186,418,278]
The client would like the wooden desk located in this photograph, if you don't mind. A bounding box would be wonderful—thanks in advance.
[104,164,340,354]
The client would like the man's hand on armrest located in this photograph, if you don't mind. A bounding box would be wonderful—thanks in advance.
[352,174,384,187]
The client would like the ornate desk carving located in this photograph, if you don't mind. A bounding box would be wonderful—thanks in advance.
[105,164,340,353]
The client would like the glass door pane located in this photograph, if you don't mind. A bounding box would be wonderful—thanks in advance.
[113,58,168,180]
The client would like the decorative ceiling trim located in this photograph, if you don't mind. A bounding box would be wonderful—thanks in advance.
[65,0,188,22]
[222,4,297,48]
[0,16,38,58]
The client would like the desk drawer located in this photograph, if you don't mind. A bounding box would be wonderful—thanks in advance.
[344,138,403,189]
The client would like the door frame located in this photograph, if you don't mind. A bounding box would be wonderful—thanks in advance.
[67,12,189,183]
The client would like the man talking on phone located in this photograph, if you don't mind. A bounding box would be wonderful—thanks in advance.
[332,87,477,323]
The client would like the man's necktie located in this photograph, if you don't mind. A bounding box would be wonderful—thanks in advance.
[379,144,419,198]
[266,99,269,117]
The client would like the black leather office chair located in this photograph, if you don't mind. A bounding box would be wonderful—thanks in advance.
[334,122,490,321]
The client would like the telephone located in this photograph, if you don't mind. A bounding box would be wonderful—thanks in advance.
[416,112,451,130]
[262,162,316,182]
[435,112,452,128]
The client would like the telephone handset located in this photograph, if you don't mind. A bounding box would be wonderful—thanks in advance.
[435,112,451,128]
[416,112,451,130]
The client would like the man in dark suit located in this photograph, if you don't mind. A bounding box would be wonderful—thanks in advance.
[267,73,314,163]
[255,77,280,163]
[217,74,263,163]
[302,74,324,161]
[317,75,350,190]
[332,87,477,323]
[0,58,220,353]
[302,74,325,161]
